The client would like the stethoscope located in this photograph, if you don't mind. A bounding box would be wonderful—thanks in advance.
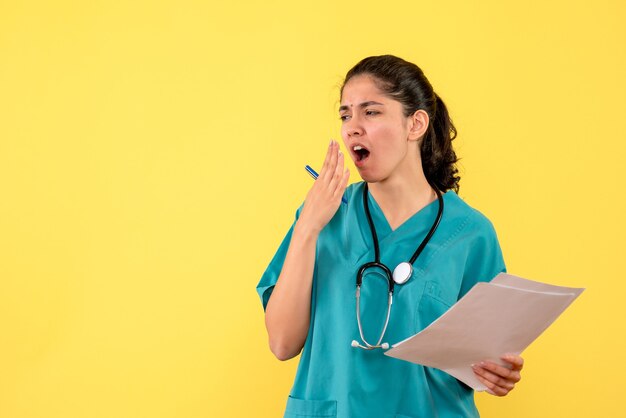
[351,183,444,350]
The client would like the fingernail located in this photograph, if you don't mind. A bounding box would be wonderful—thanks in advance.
[338,151,343,157]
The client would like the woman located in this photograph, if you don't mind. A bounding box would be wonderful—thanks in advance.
[257,55,523,418]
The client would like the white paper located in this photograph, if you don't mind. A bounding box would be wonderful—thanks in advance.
[384,273,584,391]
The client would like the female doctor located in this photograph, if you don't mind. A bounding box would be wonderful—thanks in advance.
[257,55,524,418]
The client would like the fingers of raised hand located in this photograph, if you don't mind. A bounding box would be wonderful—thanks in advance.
[306,140,348,207]
[333,164,350,202]
[320,140,339,182]
[339,166,350,192]
[328,150,345,189]
[316,141,348,203]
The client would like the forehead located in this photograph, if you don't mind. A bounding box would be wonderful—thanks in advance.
[340,75,387,106]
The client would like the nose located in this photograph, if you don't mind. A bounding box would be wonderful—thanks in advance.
[345,115,364,137]
[347,126,363,137]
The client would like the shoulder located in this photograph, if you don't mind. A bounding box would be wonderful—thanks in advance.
[443,191,499,240]
[343,181,365,202]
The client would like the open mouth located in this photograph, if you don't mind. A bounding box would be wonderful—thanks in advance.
[352,145,370,162]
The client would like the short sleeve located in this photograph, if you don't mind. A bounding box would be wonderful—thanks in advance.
[458,214,507,299]
[256,206,303,311]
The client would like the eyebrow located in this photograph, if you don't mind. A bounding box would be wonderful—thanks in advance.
[338,101,384,112]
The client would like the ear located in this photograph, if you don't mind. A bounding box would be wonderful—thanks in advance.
[407,109,429,142]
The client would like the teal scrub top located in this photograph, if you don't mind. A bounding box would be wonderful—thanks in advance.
[257,182,506,418]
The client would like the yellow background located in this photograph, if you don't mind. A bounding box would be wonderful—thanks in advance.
[1,0,624,417]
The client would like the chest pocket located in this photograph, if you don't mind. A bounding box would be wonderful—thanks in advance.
[415,280,452,333]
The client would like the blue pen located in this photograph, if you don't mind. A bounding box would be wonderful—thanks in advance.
[305,165,348,204]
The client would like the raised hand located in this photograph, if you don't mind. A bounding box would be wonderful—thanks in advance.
[298,140,350,233]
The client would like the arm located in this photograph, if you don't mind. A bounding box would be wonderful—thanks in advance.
[264,140,350,361]
[459,216,523,395]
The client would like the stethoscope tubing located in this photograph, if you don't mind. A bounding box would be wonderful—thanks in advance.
[353,183,444,350]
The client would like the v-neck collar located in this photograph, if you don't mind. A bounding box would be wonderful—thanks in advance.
[365,185,448,242]
[350,182,454,268]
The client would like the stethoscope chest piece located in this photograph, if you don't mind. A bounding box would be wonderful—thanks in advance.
[392,262,413,285]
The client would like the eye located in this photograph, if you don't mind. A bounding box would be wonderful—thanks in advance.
[339,114,350,122]
[365,109,380,116]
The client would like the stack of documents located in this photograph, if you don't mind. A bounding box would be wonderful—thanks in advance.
[385,273,584,391]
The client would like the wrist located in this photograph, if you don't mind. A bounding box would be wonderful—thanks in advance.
[293,218,322,240]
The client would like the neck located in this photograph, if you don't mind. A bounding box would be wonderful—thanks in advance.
[368,165,437,231]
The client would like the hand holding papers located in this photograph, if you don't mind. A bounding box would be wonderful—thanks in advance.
[384,273,584,391]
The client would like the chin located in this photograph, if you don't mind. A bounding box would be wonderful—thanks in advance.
[355,163,392,184]
[357,171,383,184]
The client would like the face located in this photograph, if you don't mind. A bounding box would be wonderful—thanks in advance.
[339,75,424,184]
